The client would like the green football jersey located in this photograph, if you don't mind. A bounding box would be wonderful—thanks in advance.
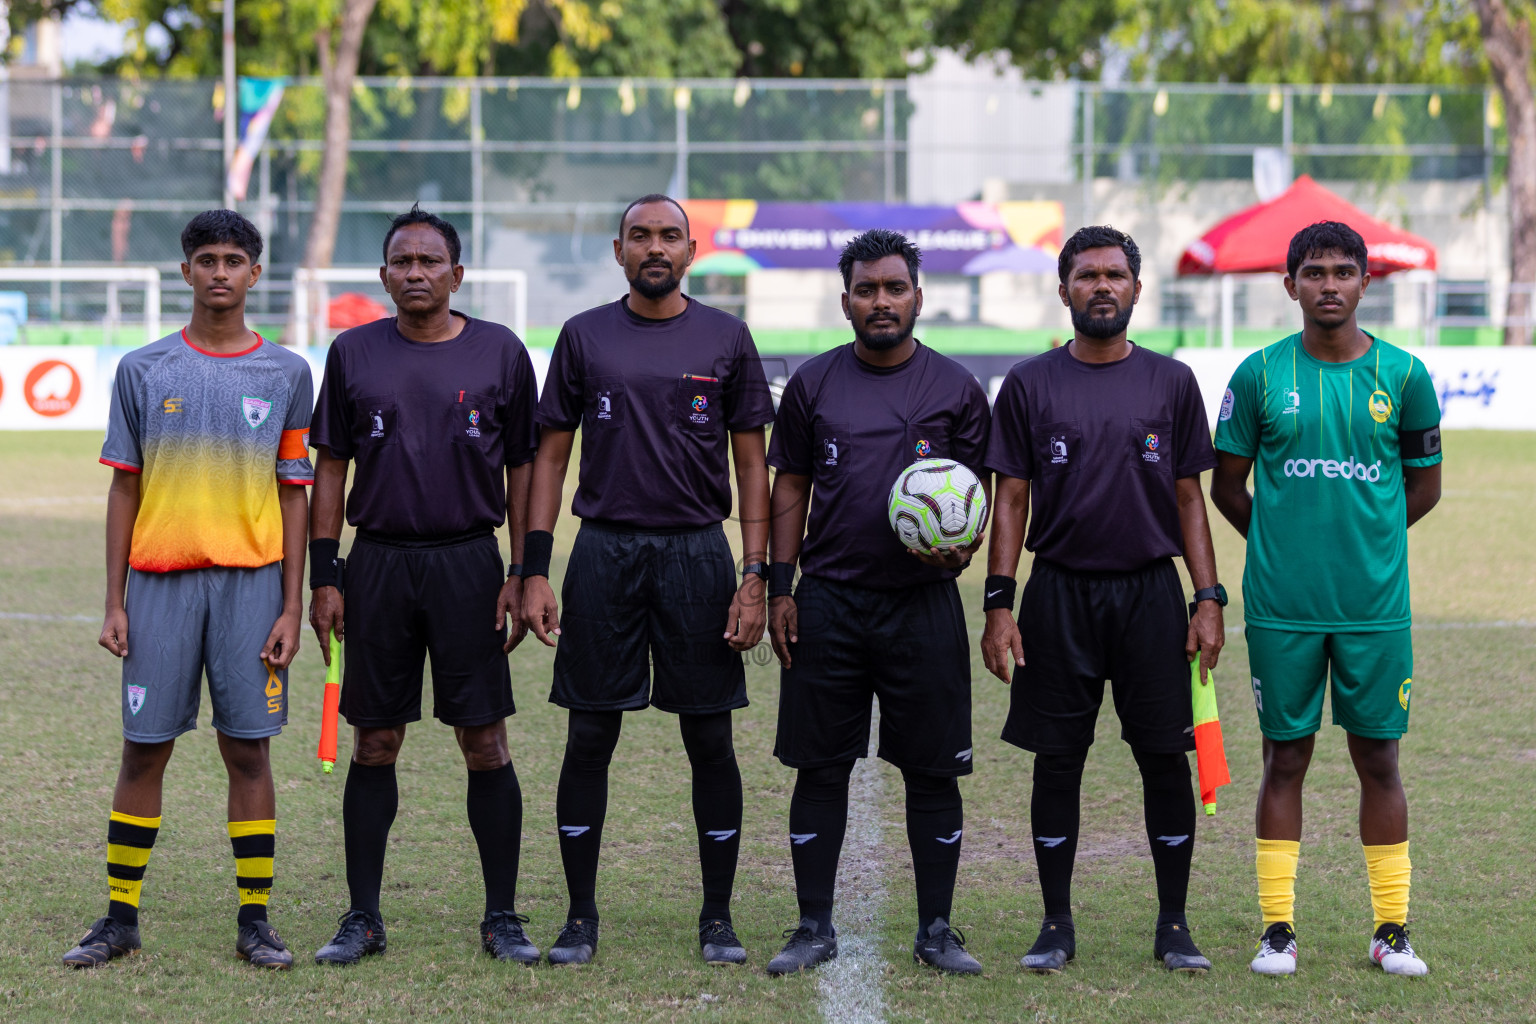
[1214,333,1442,631]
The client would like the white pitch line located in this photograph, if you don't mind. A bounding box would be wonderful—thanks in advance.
[816,712,889,1024]
[0,612,96,622]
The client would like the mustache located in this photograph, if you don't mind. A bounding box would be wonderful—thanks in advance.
[641,257,672,270]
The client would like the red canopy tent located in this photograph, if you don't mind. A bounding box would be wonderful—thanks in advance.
[1177,175,1436,277]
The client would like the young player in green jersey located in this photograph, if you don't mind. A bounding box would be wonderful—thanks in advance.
[1211,222,1442,978]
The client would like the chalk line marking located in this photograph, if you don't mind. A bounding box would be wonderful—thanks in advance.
[817,711,889,1024]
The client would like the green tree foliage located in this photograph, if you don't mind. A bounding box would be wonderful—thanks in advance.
[9,0,950,80]
[936,0,1489,86]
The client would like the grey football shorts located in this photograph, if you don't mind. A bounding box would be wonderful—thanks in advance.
[120,564,288,742]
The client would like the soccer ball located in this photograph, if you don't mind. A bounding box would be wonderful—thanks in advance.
[887,459,988,552]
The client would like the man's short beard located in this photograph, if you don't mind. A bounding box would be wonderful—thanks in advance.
[630,264,681,300]
[854,320,909,353]
[853,311,915,351]
[1070,301,1134,339]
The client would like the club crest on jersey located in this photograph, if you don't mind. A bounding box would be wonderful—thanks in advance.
[241,395,272,429]
[127,685,146,716]
[915,438,931,457]
[1398,678,1412,711]
[1369,390,1393,423]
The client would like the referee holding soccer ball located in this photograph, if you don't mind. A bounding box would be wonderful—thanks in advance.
[764,229,991,976]
[981,225,1225,975]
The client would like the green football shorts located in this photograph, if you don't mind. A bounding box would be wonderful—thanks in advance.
[1244,625,1414,741]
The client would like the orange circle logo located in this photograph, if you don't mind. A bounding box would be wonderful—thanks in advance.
[24,360,82,416]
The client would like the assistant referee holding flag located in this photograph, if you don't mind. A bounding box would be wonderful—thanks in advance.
[308,205,542,965]
[521,194,775,966]
[981,225,1225,974]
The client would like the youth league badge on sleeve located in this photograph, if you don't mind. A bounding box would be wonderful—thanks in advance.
[1219,388,1235,422]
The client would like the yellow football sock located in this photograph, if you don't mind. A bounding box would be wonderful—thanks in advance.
[1362,841,1411,929]
[228,819,276,926]
[1256,838,1300,924]
[107,810,161,926]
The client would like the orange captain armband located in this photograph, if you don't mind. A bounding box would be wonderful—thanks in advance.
[278,428,310,460]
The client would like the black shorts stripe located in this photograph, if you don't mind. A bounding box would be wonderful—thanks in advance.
[106,863,147,882]
[230,834,276,859]
[235,875,275,889]
[107,821,160,847]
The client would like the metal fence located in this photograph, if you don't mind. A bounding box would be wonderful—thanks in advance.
[0,76,1506,328]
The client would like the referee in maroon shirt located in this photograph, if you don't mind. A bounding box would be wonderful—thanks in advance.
[981,226,1227,975]
[307,206,542,965]
[521,195,775,967]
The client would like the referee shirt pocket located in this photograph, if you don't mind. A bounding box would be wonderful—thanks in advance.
[585,375,625,429]
[451,391,496,449]
[1032,421,1080,477]
[356,395,400,448]
[812,419,851,476]
[1131,418,1173,473]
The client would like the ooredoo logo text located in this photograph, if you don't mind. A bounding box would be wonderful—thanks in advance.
[25,360,82,417]
[1283,455,1383,482]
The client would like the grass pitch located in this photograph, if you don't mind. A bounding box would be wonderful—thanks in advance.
[1,429,1532,1024]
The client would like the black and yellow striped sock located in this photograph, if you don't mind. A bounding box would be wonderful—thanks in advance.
[106,810,161,926]
[228,819,276,926]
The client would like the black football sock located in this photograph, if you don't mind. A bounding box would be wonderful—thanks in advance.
[342,760,398,917]
[680,712,742,924]
[902,770,963,933]
[467,761,523,916]
[1132,747,1197,919]
[555,710,623,922]
[789,762,854,936]
[1031,750,1087,920]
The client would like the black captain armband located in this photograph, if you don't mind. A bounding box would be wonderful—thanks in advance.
[1399,424,1442,460]
[309,538,343,591]
[982,575,1017,612]
[521,531,554,578]
[768,561,796,599]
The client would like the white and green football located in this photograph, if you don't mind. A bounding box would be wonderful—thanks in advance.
[887,458,989,552]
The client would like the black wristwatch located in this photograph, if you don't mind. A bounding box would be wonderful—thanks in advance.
[741,562,769,583]
[1192,584,1228,607]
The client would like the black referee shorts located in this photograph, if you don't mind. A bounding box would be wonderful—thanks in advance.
[774,575,973,777]
[340,531,515,729]
[1002,557,1194,755]
[549,521,747,714]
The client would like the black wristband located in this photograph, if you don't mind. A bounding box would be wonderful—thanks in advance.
[521,531,554,578]
[768,561,796,599]
[982,574,1017,611]
[309,538,341,590]
[507,563,522,579]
